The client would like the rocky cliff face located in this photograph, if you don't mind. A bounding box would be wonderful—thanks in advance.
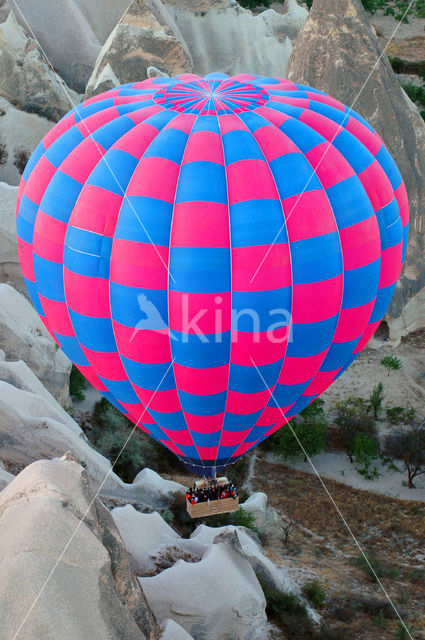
[287,0,425,344]
[0,454,159,640]
[86,0,193,98]
[0,284,72,406]
[85,0,308,97]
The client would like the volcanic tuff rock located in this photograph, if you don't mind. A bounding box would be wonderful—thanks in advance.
[0,182,23,288]
[0,345,187,504]
[85,0,193,98]
[0,11,80,120]
[287,0,425,344]
[0,455,159,640]
[112,506,182,574]
[0,460,13,491]
[140,534,268,640]
[164,0,307,78]
[7,0,101,92]
[0,284,72,406]
[0,350,125,493]
[0,96,52,186]
[159,619,194,640]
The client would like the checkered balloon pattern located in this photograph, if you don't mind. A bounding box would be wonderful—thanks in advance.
[16,73,409,475]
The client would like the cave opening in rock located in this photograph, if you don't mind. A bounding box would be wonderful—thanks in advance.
[375,320,390,341]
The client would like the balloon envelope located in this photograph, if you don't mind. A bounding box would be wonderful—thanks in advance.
[16,73,409,475]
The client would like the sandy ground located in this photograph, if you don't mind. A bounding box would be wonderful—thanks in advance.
[320,331,425,414]
[274,331,425,502]
[284,451,425,501]
[370,9,425,41]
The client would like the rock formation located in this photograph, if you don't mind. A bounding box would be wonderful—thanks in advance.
[164,0,307,78]
[0,182,22,288]
[0,283,72,406]
[7,0,101,92]
[287,0,425,344]
[85,0,308,98]
[0,11,80,121]
[112,506,182,574]
[0,350,122,492]
[131,468,185,509]
[0,454,159,640]
[160,619,194,640]
[140,535,268,640]
[0,96,52,186]
[85,0,193,98]
[0,460,13,491]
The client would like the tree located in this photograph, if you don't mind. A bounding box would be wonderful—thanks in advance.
[334,397,377,463]
[380,354,402,375]
[384,423,425,488]
[271,421,327,461]
[367,382,384,419]
[298,397,326,424]
[352,434,380,479]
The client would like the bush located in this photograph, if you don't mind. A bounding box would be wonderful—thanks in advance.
[303,579,327,608]
[89,399,147,482]
[269,420,328,461]
[352,434,380,480]
[368,382,384,419]
[261,579,309,624]
[386,406,416,425]
[200,507,258,532]
[238,0,272,8]
[69,365,87,402]
[353,552,399,582]
[381,354,402,374]
[334,397,377,463]
[265,398,328,461]
[395,620,413,639]
[384,423,425,488]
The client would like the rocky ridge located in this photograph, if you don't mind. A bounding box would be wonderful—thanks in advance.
[287,0,425,344]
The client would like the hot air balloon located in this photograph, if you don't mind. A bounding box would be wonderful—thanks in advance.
[16,73,409,480]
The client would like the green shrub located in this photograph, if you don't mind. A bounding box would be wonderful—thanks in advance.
[230,507,257,530]
[238,0,272,8]
[200,507,258,532]
[265,398,328,461]
[269,420,328,461]
[352,434,380,479]
[395,620,413,639]
[261,579,309,624]
[353,552,399,582]
[386,406,416,425]
[368,382,384,419]
[69,365,87,402]
[381,354,402,374]
[89,399,146,482]
[303,579,327,608]
[334,397,377,463]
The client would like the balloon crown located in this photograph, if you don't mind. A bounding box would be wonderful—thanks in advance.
[153,78,270,114]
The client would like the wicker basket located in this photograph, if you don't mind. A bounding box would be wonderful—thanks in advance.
[186,476,239,519]
[186,496,239,519]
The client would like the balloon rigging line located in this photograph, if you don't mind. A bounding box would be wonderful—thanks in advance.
[10,359,176,640]
[11,0,176,283]
[250,357,414,640]
[249,0,414,285]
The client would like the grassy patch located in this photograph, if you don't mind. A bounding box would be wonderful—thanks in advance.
[303,579,327,608]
